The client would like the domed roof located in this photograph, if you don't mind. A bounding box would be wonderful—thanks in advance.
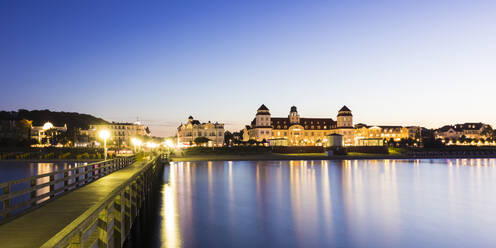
[290,106,297,112]
[258,104,269,111]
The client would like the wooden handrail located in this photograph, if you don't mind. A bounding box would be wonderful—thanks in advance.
[0,159,118,189]
[0,156,136,222]
[41,155,165,248]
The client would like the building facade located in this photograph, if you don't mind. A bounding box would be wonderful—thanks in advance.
[353,124,421,144]
[81,122,149,147]
[31,122,67,144]
[177,116,225,147]
[247,105,354,146]
[435,123,492,140]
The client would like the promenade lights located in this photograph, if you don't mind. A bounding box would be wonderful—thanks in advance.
[41,122,54,145]
[43,122,54,130]
[131,138,142,153]
[165,139,174,148]
[99,130,111,160]
[146,142,158,149]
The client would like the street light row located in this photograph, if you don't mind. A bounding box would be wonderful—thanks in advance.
[97,130,174,159]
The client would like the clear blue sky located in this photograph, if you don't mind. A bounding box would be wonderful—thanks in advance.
[1,0,495,136]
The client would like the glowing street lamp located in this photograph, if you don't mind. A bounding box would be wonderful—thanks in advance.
[146,142,158,149]
[165,139,174,148]
[40,122,54,144]
[43,122,54,130]
[131,138,142,153]
[99,130,110,160]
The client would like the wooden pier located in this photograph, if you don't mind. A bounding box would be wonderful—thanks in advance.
[0,153,167,248]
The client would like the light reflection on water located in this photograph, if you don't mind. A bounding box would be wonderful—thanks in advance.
[0,161,88,212]
[0,161,87,184]
[161,162,181,248]
[150,158,496,247]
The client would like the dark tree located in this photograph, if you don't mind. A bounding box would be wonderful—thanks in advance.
[194,136,210,146]
[224,131,233,146]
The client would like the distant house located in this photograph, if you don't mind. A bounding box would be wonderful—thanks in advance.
[31,122,67,144]
[435,125,459,139]
[435,123,491,140]
[353,124,419,142]
[177,116,225,147]
[80,122,149,147]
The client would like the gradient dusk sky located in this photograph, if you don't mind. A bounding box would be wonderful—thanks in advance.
[1,0,495,136]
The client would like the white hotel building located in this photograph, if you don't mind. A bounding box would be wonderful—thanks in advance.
[177,116,225,147]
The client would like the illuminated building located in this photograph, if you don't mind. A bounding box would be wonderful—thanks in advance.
[177,116,225,147]
[353,124,413,142]
[81,122,149,147]
[435,123,492,140]
[247,105,354,146]
[31,122,67,143]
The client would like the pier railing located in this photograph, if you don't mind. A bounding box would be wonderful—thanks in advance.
[0,155,136,223]
[40,154,165,248]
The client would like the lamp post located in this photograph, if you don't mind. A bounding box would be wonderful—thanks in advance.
[99,130,110,160]
[131,138,142,154]
[41,122,54,145]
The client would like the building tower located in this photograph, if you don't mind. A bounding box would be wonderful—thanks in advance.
[254,104,272,141]
[256,104,271,127]
[289,106,300,124]
[337,106,353,127]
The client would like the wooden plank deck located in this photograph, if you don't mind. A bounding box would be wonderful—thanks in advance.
[0,159,149,248]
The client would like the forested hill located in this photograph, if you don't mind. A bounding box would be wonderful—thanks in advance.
[0,109,109,129]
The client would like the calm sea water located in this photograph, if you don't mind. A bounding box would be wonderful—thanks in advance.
[0,161,88,183]
[0,161,90,215]
[126,158,496,248]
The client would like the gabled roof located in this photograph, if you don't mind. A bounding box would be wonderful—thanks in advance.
[355,123,369,128]
[437,125,455,132]
[378,125,403,129]
[437,123,490,132]
[337,106,352,116]
[339,105,351,112]
[455,123,486,130]
[269,117,336,130]
[258,104,269,111]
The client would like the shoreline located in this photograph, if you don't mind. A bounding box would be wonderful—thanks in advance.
[0,159,101,163]
[171,153,496,162]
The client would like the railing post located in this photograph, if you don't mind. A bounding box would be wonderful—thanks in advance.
[130,182,136,220]
[136,177,142,212]
[68,231,83,248]
[113,193,126,247]
[2,183,11,217]
[75,167,80,187]
[64,171,69,192]
[97,206,110,248]
[30,179,37,207]
[85,166,89,184]
[124,186,131,235]
[49,175,55,199]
